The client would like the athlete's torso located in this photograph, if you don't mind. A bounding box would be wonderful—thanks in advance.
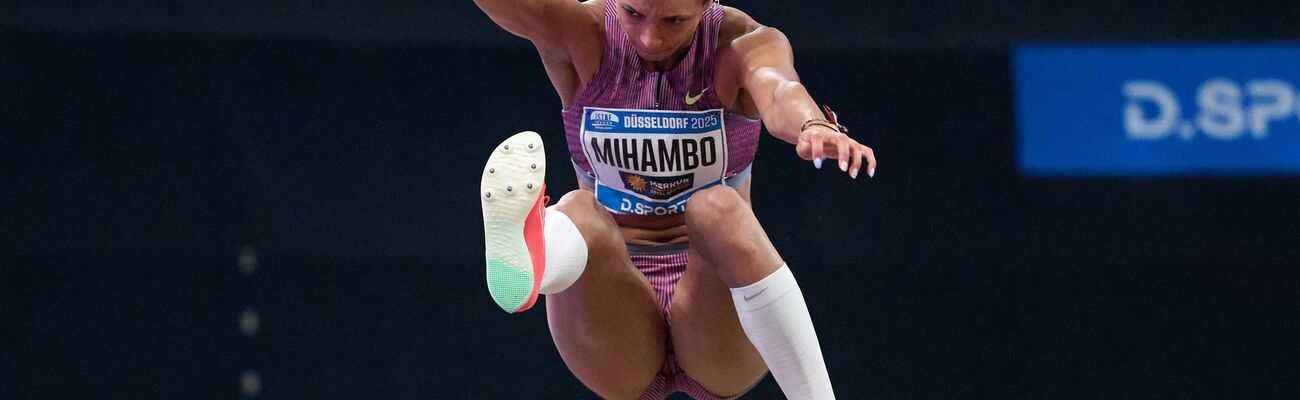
[540,0,762,118]
[539,0,765,244]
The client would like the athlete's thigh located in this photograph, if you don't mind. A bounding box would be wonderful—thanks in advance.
[667,246,768,397]
[544,191,667,399]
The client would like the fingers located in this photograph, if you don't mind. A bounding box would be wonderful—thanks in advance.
[799,127,877,178]
[836,136,850,172]
[809,134,825,168]
[849,142,863,179]
[833,139,877,180]
[863,144,877,178]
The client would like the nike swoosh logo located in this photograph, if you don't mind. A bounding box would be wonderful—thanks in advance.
[685,87,709,105]
[743,287,769,302]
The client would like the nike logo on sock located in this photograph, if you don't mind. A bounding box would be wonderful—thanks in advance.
[743,287,769,302]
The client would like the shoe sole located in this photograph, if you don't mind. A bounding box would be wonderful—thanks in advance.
[481,131,546,313]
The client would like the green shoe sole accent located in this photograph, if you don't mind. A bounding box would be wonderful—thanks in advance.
[486,258,533,312]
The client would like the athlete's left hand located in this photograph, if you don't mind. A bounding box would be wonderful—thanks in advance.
[796,125,877,179]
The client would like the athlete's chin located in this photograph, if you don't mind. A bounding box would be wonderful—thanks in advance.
[636,50,672,62]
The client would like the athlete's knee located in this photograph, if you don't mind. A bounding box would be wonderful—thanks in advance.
[685,185,747,230]
[551,189,622,252]
[552,190,605,231]
[552,188,596,211]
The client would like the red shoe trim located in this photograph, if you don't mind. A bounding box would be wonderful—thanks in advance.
[516,183,547,312]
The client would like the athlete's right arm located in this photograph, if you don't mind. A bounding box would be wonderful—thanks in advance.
[473,0,587,44]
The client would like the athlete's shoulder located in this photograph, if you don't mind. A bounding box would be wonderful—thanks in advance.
[561,0,605,47]
[540,0,603,41]
[561,0,604,35]
[536,0,603,63]
[580,0,605,23]
[718,6,787,54]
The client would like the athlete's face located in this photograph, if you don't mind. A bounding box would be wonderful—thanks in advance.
[616,0,709,63]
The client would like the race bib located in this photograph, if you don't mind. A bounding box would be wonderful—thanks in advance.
[580,107,728,215]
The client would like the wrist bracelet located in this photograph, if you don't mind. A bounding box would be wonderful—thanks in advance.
[800,119,840,133]
[800,105,849,134]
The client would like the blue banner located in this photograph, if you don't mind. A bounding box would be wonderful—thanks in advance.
[583,108,722,134]
[1015,43,1300,176]
[595,180,723,216]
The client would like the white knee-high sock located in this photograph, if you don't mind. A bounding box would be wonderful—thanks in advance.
[731,264,835,400]
[538,207,587,295]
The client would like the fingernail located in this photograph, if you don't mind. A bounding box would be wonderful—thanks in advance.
[813,158,823,169]
[839,160,848,172]
[869,168,876,178]
[850,168,859,179]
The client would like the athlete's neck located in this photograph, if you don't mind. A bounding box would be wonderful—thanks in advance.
[640,39,693,72]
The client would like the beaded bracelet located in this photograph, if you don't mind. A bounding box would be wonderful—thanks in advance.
[800,105,849,134]
[800,119,839,132]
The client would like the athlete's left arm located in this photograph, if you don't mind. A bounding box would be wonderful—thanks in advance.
[734,26,877,178]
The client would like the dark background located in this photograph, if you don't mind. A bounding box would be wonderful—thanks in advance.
[4,1,1299,398]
